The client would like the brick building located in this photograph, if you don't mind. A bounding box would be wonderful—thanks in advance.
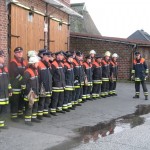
[0,0,81,60]
[70,3,150,80]
[0,0,8,57]
[70,33,150,80]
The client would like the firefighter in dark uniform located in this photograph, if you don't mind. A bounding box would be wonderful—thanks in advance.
[50,51,66,115]
[82,55,93,100]
[109,53,119,96]
[0,50,12,129]
[22,56,40,126]
[131,51,149,100]
[37,51,52,120]
[89,50,96,63]
[101,51,111,98]
[9,47,27,121]
[63,52,75,111]
[92,55,102,99]
[73,51,84,106]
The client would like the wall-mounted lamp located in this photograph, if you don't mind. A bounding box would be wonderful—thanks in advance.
[58,19,63,31]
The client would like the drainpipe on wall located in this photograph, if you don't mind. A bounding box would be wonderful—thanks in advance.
[130,44,137,80]
[44,3,49,49]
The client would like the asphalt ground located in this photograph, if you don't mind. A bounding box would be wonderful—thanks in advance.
[0,82,150,150]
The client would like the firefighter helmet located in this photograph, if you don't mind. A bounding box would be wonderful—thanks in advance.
[28,56,40,64]
[104,51,111,57]
[112,53,119,58]
[89,50,96,54]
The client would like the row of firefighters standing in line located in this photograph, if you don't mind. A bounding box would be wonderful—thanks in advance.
[0,48,118,127]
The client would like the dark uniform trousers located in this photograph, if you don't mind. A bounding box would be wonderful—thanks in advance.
[101,79,109,97]
[135,80,148,96]
[24,99,39,122]
[92,83,101,98]
[38,96,51,117]
[74,86,82,105]
[63,90,73,110]
[109,79,117,95]
[51,89,64,113]
[83,84,92,100]
[0,105,8,127]
[79,85,83,102]
[10,93,24,118]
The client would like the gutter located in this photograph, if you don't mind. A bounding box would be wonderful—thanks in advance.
[70,34,136,46]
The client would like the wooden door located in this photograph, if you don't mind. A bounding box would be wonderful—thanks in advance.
[10,4,45,59]
[49,19,69,53]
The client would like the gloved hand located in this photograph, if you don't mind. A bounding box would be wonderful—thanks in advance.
[131,76,134,80]
[74,80,78,84]
[145,76,148,80]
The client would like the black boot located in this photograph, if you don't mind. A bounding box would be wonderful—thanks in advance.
[50,112,57,116]
[133,95,139,98]
[63,109,70,112]
[1,125,9,129]
[43,114,51,118]
[57,110,66,114]
[32,118,41,123]
[37,116,43,120]
[25,121,33,126]
[11,118,19,122]
[145,96,148,100]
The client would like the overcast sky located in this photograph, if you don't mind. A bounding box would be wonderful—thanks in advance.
[70,0,150,38]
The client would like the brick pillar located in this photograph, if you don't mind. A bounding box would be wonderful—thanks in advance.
[0,0,8,62]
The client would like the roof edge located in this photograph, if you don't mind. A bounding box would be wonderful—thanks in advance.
[70,32,150,46]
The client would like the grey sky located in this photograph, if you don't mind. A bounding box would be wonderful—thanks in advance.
[71,0,150,38]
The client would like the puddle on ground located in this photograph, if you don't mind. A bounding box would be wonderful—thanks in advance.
[47,104,150,150]
[78,104,150,144]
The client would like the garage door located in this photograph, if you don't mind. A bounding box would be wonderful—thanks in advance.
[10,4,45,59]
[49,19,69,53]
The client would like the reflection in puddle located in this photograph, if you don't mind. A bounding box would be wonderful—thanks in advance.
[78,104,150,144]
[47,105,150,150]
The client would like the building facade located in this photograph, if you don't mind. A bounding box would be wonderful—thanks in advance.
[70,33,150,80]
[0,0,81,60]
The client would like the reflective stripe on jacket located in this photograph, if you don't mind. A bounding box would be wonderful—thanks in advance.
[0,66,12,105]
[10,57,27,92]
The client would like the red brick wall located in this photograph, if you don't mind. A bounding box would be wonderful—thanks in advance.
[70,36,134,80]
[18,0,46,13]
[0,0,8,61]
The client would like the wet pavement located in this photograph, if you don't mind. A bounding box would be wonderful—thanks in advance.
[77,104,150,144]
[1,82,150,150]
[48,104,150,150]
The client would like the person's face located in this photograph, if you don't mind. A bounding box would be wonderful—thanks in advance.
[87,58,91,63]
[0,55,5,64]
[14,51,23,58]
[135,54,140,60]
[97,58,102,63]
[57,54,64,61]
[76,55,82,61]
[49,56,54,62]
[68,57,73,62]
[105,56,110,61]
[43,55,50,62]
[90,53,95,58]
[73,53,76,58]
[113,57,117,61]
[34,62,39,68]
